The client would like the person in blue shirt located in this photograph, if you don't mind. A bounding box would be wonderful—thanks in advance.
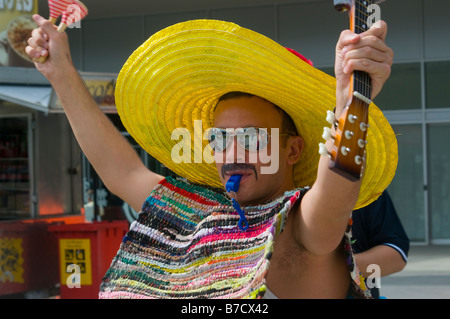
[352,191,410,298]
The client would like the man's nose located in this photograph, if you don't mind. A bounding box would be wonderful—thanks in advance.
[225,137,246,163]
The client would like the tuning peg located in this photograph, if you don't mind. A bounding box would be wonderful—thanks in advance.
[322,127,332,140]
[360,122,368,132]
[326,110,336,125]
[348,114,357,124]
[357,138,367,149]
[340,146,350,156]
[344,130,354,139]
[318,143,331,158]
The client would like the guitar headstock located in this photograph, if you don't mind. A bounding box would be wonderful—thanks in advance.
[324,0,377,181]
[328,96,369,181]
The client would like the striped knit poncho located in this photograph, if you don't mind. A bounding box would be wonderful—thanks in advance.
[99,177,370,299]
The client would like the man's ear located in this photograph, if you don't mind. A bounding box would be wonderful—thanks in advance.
[286,136,304,165]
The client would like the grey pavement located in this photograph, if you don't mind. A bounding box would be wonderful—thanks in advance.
[379,245,450,299]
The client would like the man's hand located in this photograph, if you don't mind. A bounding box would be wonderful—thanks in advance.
[25,14,74,83]
[335,20,393,115]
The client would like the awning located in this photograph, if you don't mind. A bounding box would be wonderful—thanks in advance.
[0,84,52,112]
[0,66,117,113]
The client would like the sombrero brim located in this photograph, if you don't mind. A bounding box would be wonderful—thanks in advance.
[115,19,398,209]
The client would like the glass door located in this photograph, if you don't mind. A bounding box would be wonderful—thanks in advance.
[428,123,450,243]
[388,124,426,243]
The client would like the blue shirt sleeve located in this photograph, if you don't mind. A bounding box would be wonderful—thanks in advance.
[351,191,410,262]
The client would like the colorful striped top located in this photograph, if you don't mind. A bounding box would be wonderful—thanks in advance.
[99,177,370,299]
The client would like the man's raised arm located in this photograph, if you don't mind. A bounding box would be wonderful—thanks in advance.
[294,20,394,255]
[26,15,164,211]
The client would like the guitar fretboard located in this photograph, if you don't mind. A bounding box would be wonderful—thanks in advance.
[354,0,373,103]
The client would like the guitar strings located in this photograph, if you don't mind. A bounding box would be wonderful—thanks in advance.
[355,0,371,131]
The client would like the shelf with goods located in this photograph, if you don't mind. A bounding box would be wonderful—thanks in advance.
[0,116,31,219]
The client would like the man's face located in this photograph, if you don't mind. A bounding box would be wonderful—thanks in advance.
[213,95,300,206]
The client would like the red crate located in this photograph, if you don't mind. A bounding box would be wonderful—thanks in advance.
[0,222,59,296]
[48,221,128,299]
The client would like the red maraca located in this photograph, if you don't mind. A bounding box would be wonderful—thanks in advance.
[34,0,88,63]
[57,0,88,32]
[48,0,74,24]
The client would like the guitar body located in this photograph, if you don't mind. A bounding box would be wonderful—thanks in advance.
[329,0,375,181]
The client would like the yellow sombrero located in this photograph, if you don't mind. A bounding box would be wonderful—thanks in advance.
[115,19,398,209]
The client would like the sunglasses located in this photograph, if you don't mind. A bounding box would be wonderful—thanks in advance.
[207,127,291,152]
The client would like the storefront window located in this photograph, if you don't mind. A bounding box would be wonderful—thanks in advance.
[0,116,31,219]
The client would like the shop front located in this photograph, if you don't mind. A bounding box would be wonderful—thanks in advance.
[0,62,130,297]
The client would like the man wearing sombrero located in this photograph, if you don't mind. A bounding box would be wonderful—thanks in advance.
[27,13,395,298]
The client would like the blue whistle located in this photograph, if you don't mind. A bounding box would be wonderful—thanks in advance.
[226,175,249,231]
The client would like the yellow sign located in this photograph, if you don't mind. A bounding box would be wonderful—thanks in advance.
[0,238,24,283]
[59,238,92,286]
[51,77,117,112]
[86,79,116,106]
[0,0,38,67]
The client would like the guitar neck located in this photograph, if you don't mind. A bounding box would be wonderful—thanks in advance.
[335,0,373,104]
[327,0,377,181]
[352,0,373,103]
